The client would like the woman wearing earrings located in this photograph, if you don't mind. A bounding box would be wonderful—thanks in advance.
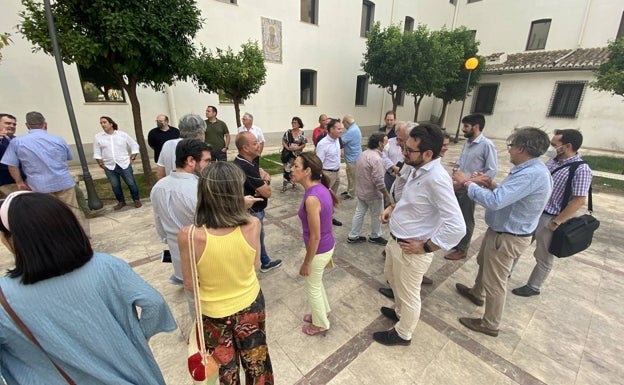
[290,152,337,336]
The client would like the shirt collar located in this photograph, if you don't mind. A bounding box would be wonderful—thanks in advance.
[510,157,542,174]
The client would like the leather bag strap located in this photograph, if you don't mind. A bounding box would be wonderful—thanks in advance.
[0,285,76,385]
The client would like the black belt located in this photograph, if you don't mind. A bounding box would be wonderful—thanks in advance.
[495,231,532,237]
[323,169,339,172]
[390,233,407,242]
[543,210,556,216]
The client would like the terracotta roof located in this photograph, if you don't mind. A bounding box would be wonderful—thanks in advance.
[483,47,610,73]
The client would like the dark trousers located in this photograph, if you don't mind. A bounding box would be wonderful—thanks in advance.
[104,164,139,202]
[455,188,475,252]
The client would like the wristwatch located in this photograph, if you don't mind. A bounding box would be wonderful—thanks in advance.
[551,219,562,226]
[423,240,433,253]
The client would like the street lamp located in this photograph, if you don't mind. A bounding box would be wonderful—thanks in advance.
[453,57,479,143]
[44,0,102,210]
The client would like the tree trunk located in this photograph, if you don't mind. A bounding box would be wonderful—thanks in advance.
[387,86,398,115]
[439,100,450,128]
[234,99,242,128]
[123,79,154,186]
[413,94,424,122]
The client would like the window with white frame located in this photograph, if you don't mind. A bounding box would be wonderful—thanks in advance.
[526,19,551,51]
[301,70,317,105]
[361,1,375,37]
[472,83,498,114]
[301,0,318,24]
[547,81,586,118]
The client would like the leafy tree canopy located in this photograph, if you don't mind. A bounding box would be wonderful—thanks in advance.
[0,33,11,63]
[591,37,624,98]
[19,0,202,184]
[192,41,267,127]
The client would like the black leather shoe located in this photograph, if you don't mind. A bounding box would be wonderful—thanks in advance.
[455,283,484,306]
[459,317,499,337]
[380,306,399,322]
[332,218,342,226]
[422,276,433,285]
[512,285,540,297]
[372,328,411,346]
[378,287,394,299]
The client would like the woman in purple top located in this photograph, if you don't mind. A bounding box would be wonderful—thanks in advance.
[291,152,338,336]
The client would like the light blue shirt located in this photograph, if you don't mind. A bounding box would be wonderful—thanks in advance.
[468,157,553,235]
[342,123,362,163]
[456,134,498,178]
[0,129,75,193]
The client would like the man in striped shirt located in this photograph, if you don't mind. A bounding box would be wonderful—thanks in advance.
[512,129,592,297]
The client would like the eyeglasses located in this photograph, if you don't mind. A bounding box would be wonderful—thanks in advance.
[403,146,422,155]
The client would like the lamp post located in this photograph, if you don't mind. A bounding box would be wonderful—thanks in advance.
[44,0,102,210]
[453,57,479,143]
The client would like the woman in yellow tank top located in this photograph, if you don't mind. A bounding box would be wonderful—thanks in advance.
[179,162,274,385]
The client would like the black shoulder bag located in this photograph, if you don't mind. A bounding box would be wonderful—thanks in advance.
[548,161,600,258]
[280,130,295,163]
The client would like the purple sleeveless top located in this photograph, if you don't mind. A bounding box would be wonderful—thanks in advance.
[298,183,335,254]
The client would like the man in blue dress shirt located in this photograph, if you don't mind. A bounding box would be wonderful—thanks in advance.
[452,127,552,337]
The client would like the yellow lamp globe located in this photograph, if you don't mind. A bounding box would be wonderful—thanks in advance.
[465,57,479,70]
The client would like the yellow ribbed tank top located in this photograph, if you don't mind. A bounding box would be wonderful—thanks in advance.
[197,226,260,318]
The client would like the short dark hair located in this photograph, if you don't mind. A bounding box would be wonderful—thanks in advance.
[368,133,386,149]
[327,118,341,132]
[291,116,304,129]
[0,193,93,284]
[554,129,583,152]
[508,127,550,157]
[461,114,486,131]
[0,113,16,121]
[298,152,338,207]
[385,111,395,119]
[100,116,118,130]
[175,139,212,168]
[409,123,444,159]
[207,105,218,114]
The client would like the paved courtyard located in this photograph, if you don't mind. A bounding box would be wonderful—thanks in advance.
[0,139,621,385]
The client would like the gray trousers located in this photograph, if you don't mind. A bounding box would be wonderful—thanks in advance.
[526,213,556,291]
[455,188,475,252]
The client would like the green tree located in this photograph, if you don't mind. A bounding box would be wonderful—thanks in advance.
[362,23,409,114]
[192,41,267,127]
[433,27,483,127]
[0,33,11,63]
[402,25,459,122]
[18,0,202,185]
[591,37,624,98]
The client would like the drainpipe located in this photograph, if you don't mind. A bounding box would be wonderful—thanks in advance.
[577,0,592,48]
[165,85,178,125]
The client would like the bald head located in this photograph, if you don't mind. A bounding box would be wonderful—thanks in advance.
[235,131,255,151]
[342,114,355,129]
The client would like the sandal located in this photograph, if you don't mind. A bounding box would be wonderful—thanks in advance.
[280,186,287,193]
[303,313,330,323]
[301,323,328,337]
[291,182,297,191]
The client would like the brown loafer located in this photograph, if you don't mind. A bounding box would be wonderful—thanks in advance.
[113,202,126,210]
[445,249,467,260]
[422,275,433,285]
[455,283,484,306]
[133,200,142,208]
[459,317,499,337]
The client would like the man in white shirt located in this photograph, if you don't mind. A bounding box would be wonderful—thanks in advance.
[315,118,344,226]
[237,112,265,164]
[94,116,141,209]
[373,123,465,346]
[382,122,409,192]
[151,139,212,286]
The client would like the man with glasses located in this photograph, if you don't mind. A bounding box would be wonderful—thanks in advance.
[452,127,552,337]
[148,114,179,163]
[373,123,465,346]
[156,114,206,179]
[151,139,212,286]
[512,129,592,297]
[316,118,345,226]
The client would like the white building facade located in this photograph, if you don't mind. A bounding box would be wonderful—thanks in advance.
[1,0,623,153]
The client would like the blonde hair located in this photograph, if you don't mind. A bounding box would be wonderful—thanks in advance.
[195,162,250,228]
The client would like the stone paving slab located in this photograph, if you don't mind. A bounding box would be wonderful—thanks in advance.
[0,139,621,384]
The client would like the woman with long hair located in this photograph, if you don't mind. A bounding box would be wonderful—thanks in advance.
[179,161,274,384]
[290,152,338,336]
[0,191,176,384]
[280,116,307,192]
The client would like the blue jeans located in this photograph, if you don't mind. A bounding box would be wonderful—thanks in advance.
[249,210,270,266]
[104,164,140,202]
